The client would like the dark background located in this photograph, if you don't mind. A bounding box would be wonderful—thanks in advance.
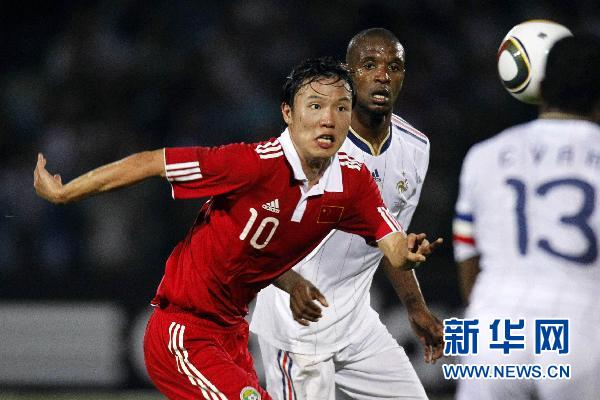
[1,0,598,393]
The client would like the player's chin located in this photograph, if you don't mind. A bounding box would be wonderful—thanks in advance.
[367,102,392,115]
[313,148,338,159]
[313,143,342,158]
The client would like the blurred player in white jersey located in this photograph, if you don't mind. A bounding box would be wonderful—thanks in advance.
[454,35,600,400]
[251,28,444,400]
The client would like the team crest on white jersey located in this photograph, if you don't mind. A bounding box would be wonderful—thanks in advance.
[240,386,261,400]
[396,172,409,193]
[262,199,280,213]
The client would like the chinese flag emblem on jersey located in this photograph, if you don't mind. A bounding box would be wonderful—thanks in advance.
[318,205,344,223]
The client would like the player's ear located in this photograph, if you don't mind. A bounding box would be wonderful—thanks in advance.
[281,102,293,126]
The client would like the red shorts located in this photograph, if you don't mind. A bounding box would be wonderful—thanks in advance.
[144,307,271,400]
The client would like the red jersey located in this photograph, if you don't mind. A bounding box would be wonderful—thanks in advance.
[152,130,401,326]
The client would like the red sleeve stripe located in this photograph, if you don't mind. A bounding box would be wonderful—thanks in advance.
[377,206,403,233]
[453,234,476,245]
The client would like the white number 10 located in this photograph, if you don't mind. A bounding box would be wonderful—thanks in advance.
[239,207,280,249]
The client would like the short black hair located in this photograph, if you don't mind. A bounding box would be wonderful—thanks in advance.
[541,35,600,115]
[346,28,402,64]
[281,56,355,108]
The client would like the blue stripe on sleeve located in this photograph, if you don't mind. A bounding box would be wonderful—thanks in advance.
[455,212,474,222]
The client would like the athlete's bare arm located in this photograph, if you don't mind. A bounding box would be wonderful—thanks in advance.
[280,234,442,328]
[273,270,329,326]
[381,255,444,364]
[34,150,166,204]
[378,232,436,270]
[457,256,480,305]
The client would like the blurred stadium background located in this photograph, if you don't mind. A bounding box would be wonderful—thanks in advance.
[1,0,598,398]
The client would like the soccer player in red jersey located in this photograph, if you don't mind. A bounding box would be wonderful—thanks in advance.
[34,57,431,400]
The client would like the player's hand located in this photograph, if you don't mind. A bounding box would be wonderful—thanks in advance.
[288,279,329,326]
[34,153,65,204]
[408,233,444,256]
[406,233,443,269]
[407,306,444,364]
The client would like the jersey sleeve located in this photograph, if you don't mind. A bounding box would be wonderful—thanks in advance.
[399,137,430,229]
[164,144,260,199]
[453,147,480,262]
[338,165,403,242]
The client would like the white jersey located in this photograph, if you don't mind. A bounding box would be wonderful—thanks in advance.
[453,118,600,400]
[453,118,600,313]
[250,114,430,354]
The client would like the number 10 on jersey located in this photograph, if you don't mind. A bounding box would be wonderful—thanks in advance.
[239,208,280,250]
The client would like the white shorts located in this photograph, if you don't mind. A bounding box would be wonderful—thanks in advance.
[257,321,427,400]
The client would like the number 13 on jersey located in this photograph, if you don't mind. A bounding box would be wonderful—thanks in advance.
[506,177,597,265]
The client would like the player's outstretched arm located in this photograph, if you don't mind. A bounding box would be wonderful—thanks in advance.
[377,232,428,271]
[273,269,329,326]
[381,244,444,364]
[34,150,166,204]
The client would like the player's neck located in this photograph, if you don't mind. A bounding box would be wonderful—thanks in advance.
[351,110,392,148]
[303,157,330,189]
[539,108,592,121]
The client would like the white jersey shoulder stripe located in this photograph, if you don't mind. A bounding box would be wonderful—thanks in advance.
[256,145,282,154]
[166,161,200,171]
[338,152,359,160]
[339,163,362,170]
[256,140,284,159]
[168,173,203,182]
[256,140,280,150]
[338,152,363,170]
[166,161,203,182]
[256,139,280,147]
[166,163,203,181]
[166,167,201,177]
[259,151,284,159]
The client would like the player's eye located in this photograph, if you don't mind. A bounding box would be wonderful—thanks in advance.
[389,64,403,72]
[363,62,376,70]
[337,105,347,112]
[309,103,321,110]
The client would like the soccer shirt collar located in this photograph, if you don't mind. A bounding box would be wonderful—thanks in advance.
[279,128,343,193]
[346,126,391,156]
